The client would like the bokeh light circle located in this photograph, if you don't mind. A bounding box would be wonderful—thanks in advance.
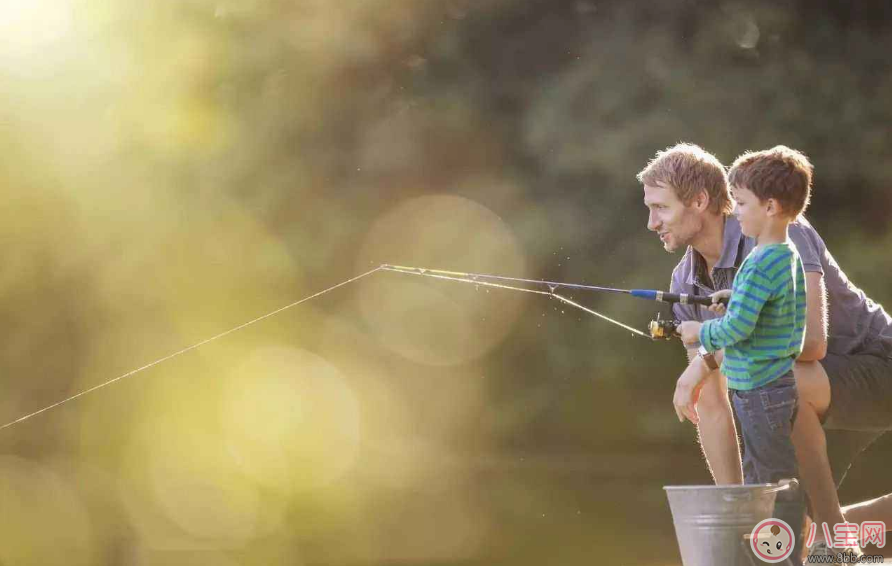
[357,194,529,366]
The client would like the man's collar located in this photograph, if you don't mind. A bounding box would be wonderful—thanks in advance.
[686,215,743,285]
[715,214,743,269]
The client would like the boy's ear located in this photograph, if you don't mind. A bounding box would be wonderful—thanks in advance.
[766,198,782,217]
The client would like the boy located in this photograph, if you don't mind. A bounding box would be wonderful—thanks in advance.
[674,146,813,560]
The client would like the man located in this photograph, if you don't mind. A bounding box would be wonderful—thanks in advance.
[638,143,892,551]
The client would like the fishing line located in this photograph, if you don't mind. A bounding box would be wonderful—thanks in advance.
[380,265,649,338]
[2,263,651,431]
[381,264,630,295]
[0,266,383,431]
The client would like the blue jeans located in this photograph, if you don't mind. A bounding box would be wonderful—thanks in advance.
[732,371,805,561]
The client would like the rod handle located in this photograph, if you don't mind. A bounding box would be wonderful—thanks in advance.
[630,289,730,307]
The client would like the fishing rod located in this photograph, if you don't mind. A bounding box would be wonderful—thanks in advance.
[2,263,720,430]
[380,265,728,308]
[380,264,726,340]
[380,264,651,338]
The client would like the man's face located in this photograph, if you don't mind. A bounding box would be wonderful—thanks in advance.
[643,183,704,253]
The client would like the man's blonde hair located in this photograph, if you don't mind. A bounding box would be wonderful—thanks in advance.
[637,143,733,215]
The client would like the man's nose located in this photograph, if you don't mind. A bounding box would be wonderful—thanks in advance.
[647,211,660,232]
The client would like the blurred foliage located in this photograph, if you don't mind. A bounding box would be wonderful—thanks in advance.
[1,0,891,564]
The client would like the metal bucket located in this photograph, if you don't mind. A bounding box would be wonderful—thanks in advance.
[665,482,798,566]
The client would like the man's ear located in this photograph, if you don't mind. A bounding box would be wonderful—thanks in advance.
[694,190,710,212]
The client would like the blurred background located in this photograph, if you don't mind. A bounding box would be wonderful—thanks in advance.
[1,0,891,564]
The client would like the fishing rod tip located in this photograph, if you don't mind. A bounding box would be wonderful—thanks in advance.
[380,264,416,272]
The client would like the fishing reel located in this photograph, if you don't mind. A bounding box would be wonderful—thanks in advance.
[648,313,681,340]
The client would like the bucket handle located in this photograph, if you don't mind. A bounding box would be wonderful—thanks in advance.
[722,478,799,502]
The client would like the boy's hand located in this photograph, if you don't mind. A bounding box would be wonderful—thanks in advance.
[673,361,709,424]
[678,321,702,346]
[708,289,732,315]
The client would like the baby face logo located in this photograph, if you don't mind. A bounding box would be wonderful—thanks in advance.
[750,518,795,563]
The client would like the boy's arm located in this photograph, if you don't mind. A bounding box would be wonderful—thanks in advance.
[699,266,771,352]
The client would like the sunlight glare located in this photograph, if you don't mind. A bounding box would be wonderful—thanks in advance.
[0,0,73,60]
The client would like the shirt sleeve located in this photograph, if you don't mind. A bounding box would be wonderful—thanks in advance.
[788,216,825,274]
[699,264,773,352]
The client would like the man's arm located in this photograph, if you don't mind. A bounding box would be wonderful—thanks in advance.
[799,271,828,361]
[788,220,828,361]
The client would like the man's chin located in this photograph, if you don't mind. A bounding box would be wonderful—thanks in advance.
[662,241,679,253]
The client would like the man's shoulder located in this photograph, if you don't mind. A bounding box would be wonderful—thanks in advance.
[787,215,826,270]
[789,216,814,236]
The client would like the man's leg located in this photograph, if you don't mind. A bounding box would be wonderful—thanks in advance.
[803,431,888,552]
[792,361,848,529]
[693,369,743,484]
[795,353,892,549]
[842,494,892,529]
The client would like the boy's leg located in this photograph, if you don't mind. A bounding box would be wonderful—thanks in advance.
[731,372,805,561]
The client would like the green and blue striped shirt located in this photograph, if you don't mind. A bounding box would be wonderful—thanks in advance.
[699,242,807,390]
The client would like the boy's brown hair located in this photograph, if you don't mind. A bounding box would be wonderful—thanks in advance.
[637,143,733,215]
[728,146,813,218]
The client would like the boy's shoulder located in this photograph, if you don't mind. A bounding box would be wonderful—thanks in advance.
[744,244,796,274]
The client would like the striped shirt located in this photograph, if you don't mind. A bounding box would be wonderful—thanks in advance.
[699,242,807,390]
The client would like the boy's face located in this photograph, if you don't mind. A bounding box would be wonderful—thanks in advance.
[643,182,704,253]
[731,185,770,238]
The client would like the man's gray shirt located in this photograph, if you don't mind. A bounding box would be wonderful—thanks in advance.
[670,215,892,358]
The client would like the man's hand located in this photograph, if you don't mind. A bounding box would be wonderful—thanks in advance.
[678,321,703,346]
[708,289,732,316]
[673,358,709,424]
